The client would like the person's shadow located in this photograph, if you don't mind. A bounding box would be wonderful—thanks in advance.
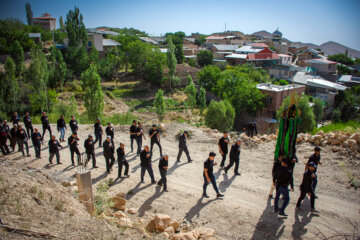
[291,208,314,239]
[92,171,108,185]
[218,174,236,193]
[167,161,189,175]
[126,182,153,201]
[214,168,222,180]
[138,186,164,217]
[184,196,219,222]
[250,198,286,239]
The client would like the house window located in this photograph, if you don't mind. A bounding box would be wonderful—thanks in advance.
[267,97,272,104]
[88,41,92,47]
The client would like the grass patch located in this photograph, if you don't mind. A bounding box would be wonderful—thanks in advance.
[112,88,148,98]
[94,179,114,217]
[339,161,359,190]
[54,198,65,212]
[311,120,360,135]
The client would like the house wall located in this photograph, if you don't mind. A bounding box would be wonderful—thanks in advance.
[309,62,337,74]
[88,34,103,52]
[34,19,56,31]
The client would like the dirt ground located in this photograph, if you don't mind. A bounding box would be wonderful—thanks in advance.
[1,123,360,240]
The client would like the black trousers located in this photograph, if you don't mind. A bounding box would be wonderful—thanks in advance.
[18,139,29,156]
[296,189,315,209]
[70,147,81,165]
[150,140,162,157]
[49,151,60,163]
[25,125,33,139]
[158,169,167,190]
[70,127,78,134]
[42,126,52,141]
[136,137,142,155]
[140,165,155,182]
[94,133,102,147]
[118,158,129,177]
[177,146,191,162]
[220,151,228,167]
[10,137,17,151]
[130,137,135,151]
[86,152,96,167]
[224,157,240,174]
[34,144,41,157]
[0,137,10,155]
[105,155,115,173]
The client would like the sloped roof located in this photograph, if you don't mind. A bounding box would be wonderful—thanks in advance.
[87,28,119,36]
[225,53,247,59]
[235,45,262,54]
[139,37,159,45]
[306,59,337,64]
[102,39,121,47]
[213,44,239,51]
[293,72,346,91]
[252,42,269,48]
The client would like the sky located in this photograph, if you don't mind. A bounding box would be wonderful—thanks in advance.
[1,0,360,50]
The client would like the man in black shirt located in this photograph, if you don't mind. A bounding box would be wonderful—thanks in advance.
[158,154,169,192]
[10,124,18,152]
[149,124,162,158]
[57,115,67,142]
[224,139,241,175]
[69,115,78,134]
[105,122,115,145]
[203,152,224,198]
[269,156,283,199]
[273,160,294,216]
[31,128,42,158]
[307,147,321,197]
[68,133,80,166]
[84,134,97,168]
[140,145,156,183]
[17,125,30,157]
[41,112,52,142]
[49,135,63,164]
[94,118,103,148]
[248,122,258,138]
[0,120,11,155]
[135,122,146,156]
[23,112,33,138]
[296,162,318,213]
[177,131,192,163]
[10,112,20,125]
[116,143,129,178]
[129,120,137,152]
[103,136,115,173]
[218,131,230,168]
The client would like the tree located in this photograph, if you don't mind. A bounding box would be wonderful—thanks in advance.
[205,100,235,132]
[197,50,213,67]
[48,47,67,90]
[327,53,354,66]
[11,41,24,77]
[65,46,89,77]
[334,88,358,121]
[88,45,99,65]
[167,36,177,90]
[4,57,19,112]
[197,65,221,91]
[198,86,206,114]
[175,44,184,64]
[195,35,206,46]
[331,108,341,123]
[154,89,165,121]
[144,48,166,84]
[59,16,65,30]
[273,79,289,85]
[65,7,87,47]
[81,64,104,121]
[337,64,352,75]
[185,80,197,109]
[25,3,33,25]
[313,97,324,124]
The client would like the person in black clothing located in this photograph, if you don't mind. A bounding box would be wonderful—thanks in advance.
[41,112,52,141]
[177,131,192,162]
[306,147,321,197]
[68,133,80,166]
[286,153,298,172]
[69,115,78,134]
[135,122,146,156]
[0,120,11,155]
[273,160,294,216]
[116,143,129,178]
[49,135,63,164]
[248,122,258,138]
[10,124,18,152]
[57,115,67,142]
[10,112,20,125]
[224,139,241,175]
[94,118,103,148]
[218,131,230,168]
[17,125,30,157]
[84,134,97,168]
[203,152,224,198]
[296,162,318,213]
[105,122,115,145]
[31,128,42,158]
[129,120,137,152]
[103,136,115,173]
[23,112,33,138]
[149,124,162,158]
[269,156,283,199]
[140,145,156,183]
[158,154,169,192]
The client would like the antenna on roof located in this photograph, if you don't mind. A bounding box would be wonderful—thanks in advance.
[225,22,227,32]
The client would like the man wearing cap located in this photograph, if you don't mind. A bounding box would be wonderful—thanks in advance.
[218,131,230,168]
[57,115,67,142]
[140,145,156,184]
[41,112,52,142]
[129,120,137,152]
[273,160,294,216]
[10,124,19,152]
[10,112,20,125]
[224,139,241,175]
[306,147,322,198]
[103,136,115,173]
[84,134,97,168]
[31,128,42,158]
[49,135,63,164]
[149,124,162,158]
[177,131,192,163]
[68,132,80,166]
[158,154,169,192]
[136,122,146,156]
[203,152,224,198]
[296,162,318,213]
[23,112,33,138]
[0,120,11,156]
[116,143,129,178]
[69,115,78,134]
[106,122,115,145]
[16,125,30,157]
[94,118,103,148]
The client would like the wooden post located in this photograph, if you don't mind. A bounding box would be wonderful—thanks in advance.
[76,170,95,216]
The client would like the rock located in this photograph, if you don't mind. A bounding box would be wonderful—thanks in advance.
[100,212,115,222]
[330,138,341,146]
[320,140,328,147]
[347,139,358,151]
[127,208,136,215]
[171,231,198,240]
[296,134,304,143]
[154,214,171,231]
[314,135,322,140]
[61,181,71,187]
[316,130,325,136]
[159,123,166,131]
[161,232,170,239]
[269,134,277,140]
[261,135,268,141]
[164,226,175,234]
[332,146,339,152]
[309,136,315,143]
[340,134,349,143]
[349,133,360,143]
[114,211,127,218]
[117,217,133,228]
[170,221,180,231]
[146,220,156,232]
[111,195,127,210]
[197,227,215,238]
[70,180,77,186]
[314,139,321,146]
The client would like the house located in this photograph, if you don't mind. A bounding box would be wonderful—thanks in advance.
[278,54,292,66]
[33,13,56,31]
[305,58,337,75]
[139,37,160,45]
[183,38,196,45]
[102,39,121,53]
[337,75,360,87]
[268,65,303,81]
[28,33,41,44]
[211,44,239,60]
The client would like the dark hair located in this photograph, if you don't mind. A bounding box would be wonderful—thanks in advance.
[209,152,216,157]
[133,120,136,123]
[314,146,321,152]
[223,130,228,133]
[152,124,157,127]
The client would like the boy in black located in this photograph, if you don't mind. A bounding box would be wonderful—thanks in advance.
[224,139,241,175]
[0,120,10,155]
[105,122,115,145]
[269,156,283,199]
[68,133,80,166]
[149,124,162,158]
[140,145,156,184]
[307,147,321,198]
[129,120,137,152]
[158,154,169,192]
[84,134,97,168]
[177,131,192,162]
[218,131,230,168]
[49,135,63,164]
[94,118,103,148]
[69,115,78,134]
[10,112,20,125]
[23,112,33,138]
[57,115,67,142]
[203,152,224,198]
[10,124,18,152]
[116,143,129,178]
[31,128,42,158]
[273,160,294,216]
[136,122,146,156]
[296,162,318,213]
[103,136,115,173]
[41,112,52,141]
[17,125,30,157]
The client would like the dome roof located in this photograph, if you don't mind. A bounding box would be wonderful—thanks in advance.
[273,29,282,36]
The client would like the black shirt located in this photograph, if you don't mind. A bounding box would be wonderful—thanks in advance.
[10,115,20,125]
[136,127,143,139]
[69,119,78,131]
[159,157,168,170]
[117,147,125,161]
[229,143,241,160]
[300,170,314,193]
[106,126,114,138]
[130,125,137,138]
[218,137,230,153]
[0,124,10,137]
[103,140,114,157]
[94,122,103,134]
[49,139,61,153]
[140,150,151,167]
[308,153,320,167]
[149,129,159,142]
[68,135,79,149]
[203,158,214,176]
[57,118,66,129]
[273,165,294,189]
[31,132,42,145]
[179,134,187,148]
[23,115,32,127]
[16,129,28,140]
[41,115,50,128]
[84,139,95,154]
[10,128,17,138]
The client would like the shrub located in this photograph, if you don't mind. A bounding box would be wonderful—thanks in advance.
[188,58,197,68]
[154,89,165,121]
[205,100,235,131]
[332,108,341,123]
[197,50,213,67]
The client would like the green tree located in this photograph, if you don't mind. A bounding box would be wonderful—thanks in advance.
[175,43,184,64]
[195,35,206,46]
[99,48,121,81]
[334,88,358,121]
[154,89,165,121]
[185,80,197,109]
[89,45,99,65]
[11,41,24,77]
[4,57,19,112]
[81,64,104,121]
[167,36,177,90]
[65,7,87,47]
[197,50,213,67]
[337,64,352,75]
[273,79,289,85]
[205,100,235,132]
[25,3,33,25]
[197,65,221,91]
[331,108,341,123]
[49,47,67,90]
[144,48,165,84]
[327,53,354,66]
[198,86,206,114]
[313,97,324,124]
[65,46,89,77]
[59,16,65,30]
[186,75,193,85]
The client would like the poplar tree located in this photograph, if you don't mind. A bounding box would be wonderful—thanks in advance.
[25,3,33,25]
[65,7,87,47]
[166,36,177,90]
[154,89,165,121]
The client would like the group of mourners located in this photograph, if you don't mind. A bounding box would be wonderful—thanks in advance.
[1,112,321,211]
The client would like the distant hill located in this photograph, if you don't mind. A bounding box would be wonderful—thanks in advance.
[319,41,360,58]
[291,42,320,50]
[252,30,273,39]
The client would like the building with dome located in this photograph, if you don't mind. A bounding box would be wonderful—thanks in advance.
[272,28,282,41]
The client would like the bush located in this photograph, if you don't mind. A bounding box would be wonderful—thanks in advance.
[205,100,235,131]
[188,58,197,68]
[311,120,360,134]
[313,97,325,123]
[197,50,213,67]
[332,108,341,123]
[154,89,165,121]
[197,65,221,91]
